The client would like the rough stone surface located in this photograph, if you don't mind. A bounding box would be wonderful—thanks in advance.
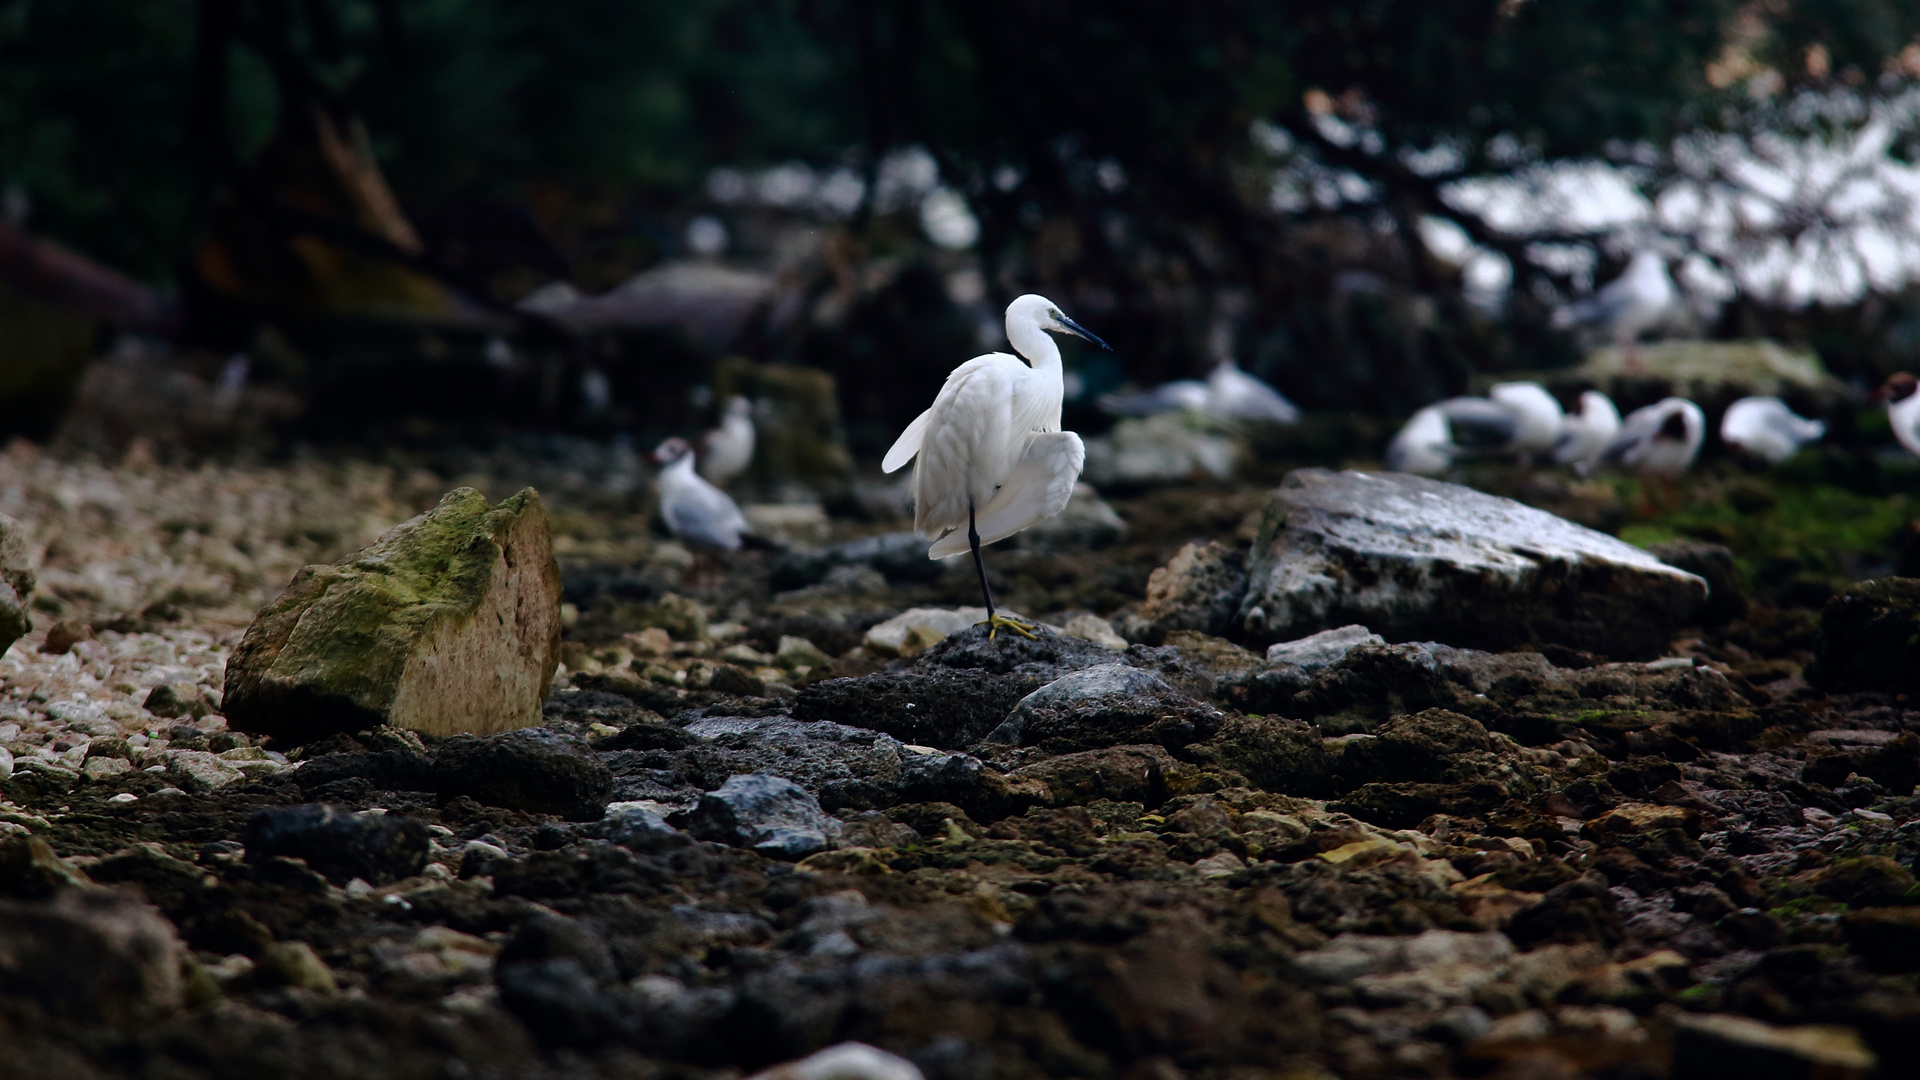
[987,663,1223,752]
[243,803,432,885]
[793,669,1039,749]
[0,512,31,657]
[0,888,184,1023]
[1810,578,1920,694]
[1264,624,1384,668]
[1236,469,1707,656]
[223,487,563,744]
[1124,541,1247,644]
[1670,1013,1875,1080]
[435,727,613,821]
[671,773,835,859]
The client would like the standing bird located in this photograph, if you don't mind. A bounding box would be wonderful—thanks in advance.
[1099,359,1299,424]
[1602,397,1704,513]
[1551,250,1677,370]
[1872,372,1920,457]
[1720,396,1825,464]
[883,294,1111,638]
[1552,390,1623,475]
[649,437,752,568]
[1384,397,1519,475]
[698,396,757,487]
[1487,381,1566,460]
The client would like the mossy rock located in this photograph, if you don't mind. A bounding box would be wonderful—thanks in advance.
[224,487,563,744]
[1808,578,1920,695]
[0,511,33,657]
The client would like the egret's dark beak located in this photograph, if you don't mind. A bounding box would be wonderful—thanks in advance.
[1056,314,1113,351]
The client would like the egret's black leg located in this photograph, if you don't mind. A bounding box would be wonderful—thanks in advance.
[968,500,1036,641]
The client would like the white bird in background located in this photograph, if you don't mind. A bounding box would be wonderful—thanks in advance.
[1602,396,1705,512]
[1720,396,1826,464]
[1098,359,1299,424]
[883,294,1111,638]
[1384,396,1520,475]
[1552,250,1677,369]
[1552,390,1623,474]
[1487,381,1565,460]
[1873,372,1920,457]
[698,395,757,487]
[649,437,751,554]
[1385,404,1458,475]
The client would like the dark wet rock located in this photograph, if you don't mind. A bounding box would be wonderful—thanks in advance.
[1814,856,1917,907]
[600,804,679,848]
[1181,715,1330,795]
[142,682,216,720]
[986,663,1223,752]
[434,727,613,821]
[296,749,437,793]
[670,774,835,859]
[1844,908,1920,972]
[1235,469,1707,656]
[0,512,31,656]
[1802,732,1920,792]
[1288,644,1465,734]
[1330,781,1512,830]
[0,888,184,1023]
[1810,578,1920,694]
[242,804,431,885]
[1007,745,1184,811]
[915,621,1119,679]
[792,668,1037,749]
[0,832,93,898]
[1506,873,1624,949]
[672,715,911,811]
[495,913,629,1048]
[893,750,1046,821]
[593,716,702,752]
[770,531,947,591]
[1334,709,1493,785]
[1123,540,1247,644]
[1671,1012,1876,1080]
[1648,540,1747,627]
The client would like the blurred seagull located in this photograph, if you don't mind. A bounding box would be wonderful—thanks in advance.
[1602,396,1704,512]
[1384,396,1519,475]
[1552,250,1676,369]
[649,436,752,560]
[1720,396,1825,464]
[1099,360,1299,424]
[1488,381,1566,460]
[1872,372,1920,457]
[698,395,756,487]
[1552,390,1623,475]
[883,294,1110,638]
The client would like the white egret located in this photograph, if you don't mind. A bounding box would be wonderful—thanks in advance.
[1099,359,1299,423]
[1602,396,1704,512]
[1552,390,1622,474]
[699,395,757,487]
[1873,373,1920,457]
[1552,250,1676,369]
[649,436,752,554]
[883,294,1111,638]
[1720,396,1825,464]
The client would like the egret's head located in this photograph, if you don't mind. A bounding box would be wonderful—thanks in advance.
[1872,372,1918,404]
[649,437,695,466]
[1007,294,1113,350]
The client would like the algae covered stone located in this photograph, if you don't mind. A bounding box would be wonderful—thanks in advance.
[223,487,563,743]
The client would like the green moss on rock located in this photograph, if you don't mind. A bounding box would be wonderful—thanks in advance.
[223,487,563,744]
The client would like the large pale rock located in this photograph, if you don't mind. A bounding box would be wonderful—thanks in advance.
[0,512,33,657]
[224,488,563,744]
[1237,470,1706,657]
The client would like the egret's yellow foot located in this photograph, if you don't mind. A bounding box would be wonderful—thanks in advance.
[982,614,1038,641]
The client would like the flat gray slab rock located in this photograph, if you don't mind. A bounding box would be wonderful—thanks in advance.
[1237,469,1707,658]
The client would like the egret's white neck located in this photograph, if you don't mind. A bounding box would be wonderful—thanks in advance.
[1007,318,1063,371]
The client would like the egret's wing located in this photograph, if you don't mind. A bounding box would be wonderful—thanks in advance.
[882,408,933,473]
[928,432,1085,558]
[1435,397,1517,450]
[1098,381,1209,417]
[913,355,1020,537]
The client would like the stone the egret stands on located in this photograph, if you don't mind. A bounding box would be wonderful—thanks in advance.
[1719,395,1825,463]
[883,294,1110,639]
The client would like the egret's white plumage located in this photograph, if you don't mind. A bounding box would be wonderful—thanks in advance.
[1552,250,1677,350]
[1099,359,1299,424]
[651,437,751,552]
[1487,381,1565,458]
[1552,390,1622,474]
[699,396,756,486]
[884,294,1108,632]
[1605,397,1705,479]
[1875,372,1920,457]
[1720,396,1825,463]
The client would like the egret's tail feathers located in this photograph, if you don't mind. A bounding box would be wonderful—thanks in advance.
[926,432,1083,558]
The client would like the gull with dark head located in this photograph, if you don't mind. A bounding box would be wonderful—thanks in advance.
[1602,396,1704,512]
[650,436,751,556]
[1720,396,1825,464]
[884,294,1110,638]
[1873,372,1920,457]
[1553,390,1623,475]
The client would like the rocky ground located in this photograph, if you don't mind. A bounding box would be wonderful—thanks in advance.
[2,436,1919,1080]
